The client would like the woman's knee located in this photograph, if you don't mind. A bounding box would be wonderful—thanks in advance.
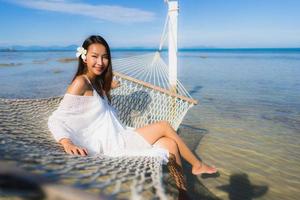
[165,137,178,152]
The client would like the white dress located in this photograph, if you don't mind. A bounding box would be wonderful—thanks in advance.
[48,85,169,164]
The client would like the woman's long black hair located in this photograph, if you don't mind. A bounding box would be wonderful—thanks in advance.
[72,35,113,102]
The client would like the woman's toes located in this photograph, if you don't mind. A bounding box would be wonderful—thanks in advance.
[192,163,217,175]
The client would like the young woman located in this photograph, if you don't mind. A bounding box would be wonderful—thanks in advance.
[48,35,217,181]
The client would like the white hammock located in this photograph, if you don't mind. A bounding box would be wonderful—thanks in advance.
[112,52,197,130]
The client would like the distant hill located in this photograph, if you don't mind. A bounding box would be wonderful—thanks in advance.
[0,45,161,52]
[0,45,299,52]
[0,45,78,52]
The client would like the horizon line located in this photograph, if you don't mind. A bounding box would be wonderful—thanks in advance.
[1,47,300,53]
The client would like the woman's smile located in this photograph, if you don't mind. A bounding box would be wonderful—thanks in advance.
[94,66,105,73]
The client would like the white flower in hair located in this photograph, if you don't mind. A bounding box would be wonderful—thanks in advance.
[76,47,87,60]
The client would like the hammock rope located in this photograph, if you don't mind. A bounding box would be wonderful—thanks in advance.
[112,52,196,103]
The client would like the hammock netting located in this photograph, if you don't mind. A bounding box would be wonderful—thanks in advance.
[0,53,197,199]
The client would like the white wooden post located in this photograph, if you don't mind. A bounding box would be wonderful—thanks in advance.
[168,0,178,92]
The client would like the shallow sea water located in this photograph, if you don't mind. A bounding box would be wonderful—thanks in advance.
[0,49,299,199]
[178,51,300,200]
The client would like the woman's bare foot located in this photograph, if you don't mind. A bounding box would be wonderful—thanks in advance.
[192,162,217,175]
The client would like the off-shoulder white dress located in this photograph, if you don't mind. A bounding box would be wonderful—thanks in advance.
[48,82,169,163]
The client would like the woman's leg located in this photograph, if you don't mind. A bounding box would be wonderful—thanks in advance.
[136,121,217,175]
[153,137,182,166]
[154,137,189,198]
[136,121,198,165]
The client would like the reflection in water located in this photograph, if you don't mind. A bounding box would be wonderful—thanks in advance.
[217,173,268,200]
[189,85,203,96]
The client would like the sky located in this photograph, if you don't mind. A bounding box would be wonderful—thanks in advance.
[0,0,300,48]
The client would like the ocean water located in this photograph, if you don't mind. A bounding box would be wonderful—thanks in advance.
[177,50,300,200]
[0,49,299,199]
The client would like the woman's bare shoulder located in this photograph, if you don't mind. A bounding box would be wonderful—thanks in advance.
[66,76,89,96]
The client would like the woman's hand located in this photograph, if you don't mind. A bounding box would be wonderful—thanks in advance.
[59,138,88,156]
[111,80,120,89]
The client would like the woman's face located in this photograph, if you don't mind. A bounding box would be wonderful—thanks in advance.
[84,43,109,77]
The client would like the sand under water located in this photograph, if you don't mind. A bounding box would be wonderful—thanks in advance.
[179,50,300,200]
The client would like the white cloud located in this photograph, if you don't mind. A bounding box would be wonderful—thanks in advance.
[10,0,155,23]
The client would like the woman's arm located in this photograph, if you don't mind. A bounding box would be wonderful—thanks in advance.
[49,75,89,156]
[48,117,89,156]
